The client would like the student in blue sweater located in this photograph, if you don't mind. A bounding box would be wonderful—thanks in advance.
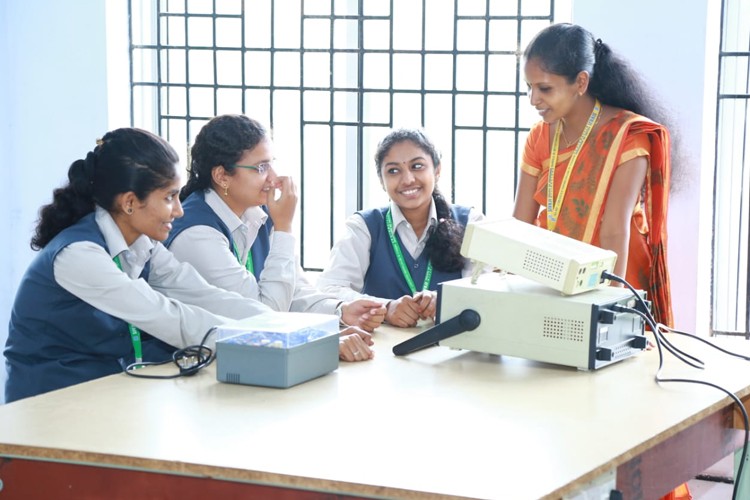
[5,128,271,402]
[317,128,486,328]
[165,115,384,362]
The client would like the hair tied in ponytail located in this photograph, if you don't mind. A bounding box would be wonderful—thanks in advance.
[83,151,97,184]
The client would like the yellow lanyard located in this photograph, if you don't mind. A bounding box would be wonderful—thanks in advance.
[546,100,601,231]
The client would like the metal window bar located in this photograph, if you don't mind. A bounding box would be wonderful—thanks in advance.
[128,0,556,271]
[712,0,750,338]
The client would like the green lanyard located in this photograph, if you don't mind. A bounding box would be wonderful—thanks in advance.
[385,208,433,295]
[112,254,143,364]
[232,243,254,275]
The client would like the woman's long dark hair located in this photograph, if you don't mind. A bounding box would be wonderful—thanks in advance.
[181,114,269,201]
[523,23,684,191]
[31,128,179,250]
[375,128,466,273]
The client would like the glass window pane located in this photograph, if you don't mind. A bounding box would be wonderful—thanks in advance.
[163,0,185,14]
[363,1,389,16]
[162,49,186,84]
[188,49,214,84]
[487,95,517,129]
[216,17,242,47]
[393,0,422,51]
[362,53,390,90]
[456,55,485,92]
[362,92,391,124]
[363,20,391,50]
[304,19,331,50]
[485,130,517,218]
[424,54,453,90]
[275,3,301,49]
[163,85,187,116]
[217,88,243,115]
[333,19,359,50]
[393,54,422,90]
[457,20,486,51]
[490,2,518,16]
[303,90,331,122]
[164,15,185,46]
[215,0,241,15]
[521,0,552,16]
[274,52,301,87]
[333,52,359,88]
[245,89,272,126]
[334,0,358,16]
[133,84,158,130]
[424,3,454,51]
[333,91,358,123]
[455,94,484,127]
[304,52,331,87]
[454,129,485,208]
[217,50,242,85]
[393,93,422,128]
[187,16,213,46]
[457,0,486,16]
[489,20,518,52]
[186,0,212,14]
[488,54,517,92]
[245,51,271,86]
[304,0,331,15]
[244,0,272,48]
[188,86,215,117]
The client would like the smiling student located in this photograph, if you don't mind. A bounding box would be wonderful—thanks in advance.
[316,128,485,328]
[5,128,271,403]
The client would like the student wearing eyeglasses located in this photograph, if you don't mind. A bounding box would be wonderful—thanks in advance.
[5,128,272,403]
[165,115,385,362]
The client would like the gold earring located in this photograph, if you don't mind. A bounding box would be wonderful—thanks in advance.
[126,207,133,215]
[223,184,228,196]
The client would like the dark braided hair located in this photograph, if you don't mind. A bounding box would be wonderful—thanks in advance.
[31,128,179,250]
[374,129,466,273]
[523,23,684,191]
[181,114,269,201]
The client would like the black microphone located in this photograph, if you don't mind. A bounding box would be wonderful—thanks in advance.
[392,309,481,356]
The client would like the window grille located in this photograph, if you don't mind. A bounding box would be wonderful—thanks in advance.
[712,0,750,337]
[129,0,557,270]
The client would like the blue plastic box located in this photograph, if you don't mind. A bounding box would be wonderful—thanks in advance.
[215,312,339,388]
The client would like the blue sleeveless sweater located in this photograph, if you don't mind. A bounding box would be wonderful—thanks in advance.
[359,205,470,299]
[165,191,273,279]
[5,213,175,403]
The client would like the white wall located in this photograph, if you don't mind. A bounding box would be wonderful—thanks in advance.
[0,1,109,403]
[573,0,719,334]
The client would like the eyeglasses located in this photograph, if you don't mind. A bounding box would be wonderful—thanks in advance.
[230,162,273,175]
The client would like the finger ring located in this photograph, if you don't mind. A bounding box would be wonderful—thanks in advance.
[353,351,360,356]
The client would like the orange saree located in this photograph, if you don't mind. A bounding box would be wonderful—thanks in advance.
[521,110,674,327]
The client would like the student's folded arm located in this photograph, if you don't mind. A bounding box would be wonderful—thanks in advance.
[54,241,269,349]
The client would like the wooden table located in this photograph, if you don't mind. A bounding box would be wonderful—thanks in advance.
[0,325,748,499]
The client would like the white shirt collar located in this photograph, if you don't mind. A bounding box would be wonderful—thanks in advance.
[388,199,438,232]
[94,205,154,263]
[205,188,268,233]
